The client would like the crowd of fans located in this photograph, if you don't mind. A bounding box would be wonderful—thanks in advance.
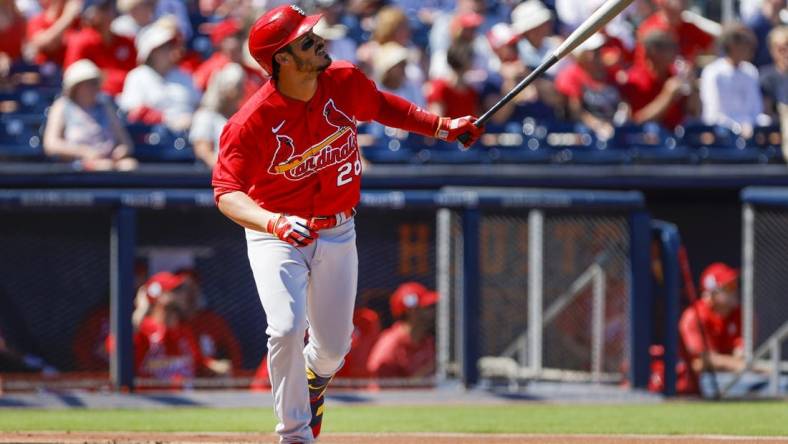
[0,0,786,168]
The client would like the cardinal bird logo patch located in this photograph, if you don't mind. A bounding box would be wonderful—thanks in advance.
[268,99,357,181]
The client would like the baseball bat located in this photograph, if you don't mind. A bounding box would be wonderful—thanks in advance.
[457,0,635,145]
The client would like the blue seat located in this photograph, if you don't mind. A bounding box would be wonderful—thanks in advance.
[677,123,764,164]
[484,133,551,164]
[747,124,783,163]
[126,123,195,163]
[610,123,692,164]
[0,115,45,160]
[525,120,628,165]
[361,135,417,164]
[407,133,489,164]
[9,61,62,88]
[0,87,59,114]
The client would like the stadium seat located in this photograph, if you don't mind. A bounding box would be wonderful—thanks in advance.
[525,120,627,165]
[676,123,764,164]
[126,123,195,163]
[9,61,63,88]
[610,123,692,164]
[483,132,551,164]
[409,133,489,164]
[362,135,417,164]
[0,86,60,115]
[747,124,783,164]
[0,115,45,160]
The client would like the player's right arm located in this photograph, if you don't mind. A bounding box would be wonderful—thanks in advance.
[213,123,317,247]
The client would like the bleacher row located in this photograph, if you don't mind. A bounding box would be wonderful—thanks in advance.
[0,62,784,166]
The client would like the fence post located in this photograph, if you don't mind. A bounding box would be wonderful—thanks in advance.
[742,203,755,363]
[528,210,544,377]
[653,220,681,397]
[436,208,451,382]
[629,210,652,389]
[461,208,480,388]
[110,205,136,391]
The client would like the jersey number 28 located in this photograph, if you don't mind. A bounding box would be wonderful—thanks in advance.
[337,159,362,187]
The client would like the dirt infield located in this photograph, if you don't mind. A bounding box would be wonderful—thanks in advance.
[3,433,788,444]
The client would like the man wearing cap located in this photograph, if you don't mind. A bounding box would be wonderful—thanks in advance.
[677,262,745,394]
[212,5,481,443]
[366,282,439,378]
[193,19,245,91]
[510,0,563,75]
[64,0,137,96]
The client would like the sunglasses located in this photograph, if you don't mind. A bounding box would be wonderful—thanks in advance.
[296,34,316,52]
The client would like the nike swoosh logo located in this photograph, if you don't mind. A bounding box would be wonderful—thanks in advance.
[272,120,286,133]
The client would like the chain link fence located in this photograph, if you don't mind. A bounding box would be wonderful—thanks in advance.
[438,207,634,385]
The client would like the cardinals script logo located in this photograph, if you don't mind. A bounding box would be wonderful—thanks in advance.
[269,99,357,181]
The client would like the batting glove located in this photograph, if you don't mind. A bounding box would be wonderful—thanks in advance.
[435,116,484,149]
[267,214,318,247]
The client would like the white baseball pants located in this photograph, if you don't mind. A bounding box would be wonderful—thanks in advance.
[245,219,357,443]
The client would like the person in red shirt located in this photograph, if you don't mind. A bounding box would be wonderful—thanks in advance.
[0,0,26,77]
[366,282,438,378]
[191,19,268,104]
[677,262,745,395]
[175,268,243,373]
[635,0,715,64]
[63,0,137,96]
[134,272,231,384]
[212,6,481,442]
[26,0,82,66]
[426,41,479,118]
[617,30,699,130]
[555,33,626,140]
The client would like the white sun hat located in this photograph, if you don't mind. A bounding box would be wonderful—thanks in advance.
[373,42,410,82]
[136,18,178,63]
[511,0,554,35]
[63,59,103,92]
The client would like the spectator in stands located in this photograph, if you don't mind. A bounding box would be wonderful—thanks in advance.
[118,16,200,131]
[373,42,424,106]
[700,24,763,136]
[429,10,491,83]
[176,268,243,374]
[110,0,156,39]
[677,263,745,395]
[357,6,424,84]
[367,282,438,378]
[426,41,479,118]
[511,0,563,75]
[618,30,699,130]
[192,19,243,91]
[312,0,357,63]
[190,63,245,169]
[64,0,137,97]
[760,26,788,121]
[0,0,26,79]
[135,271,230,381]
[154,0,191,40]
[25,0,82,66]
[556,33,629,140]
[746,0,786,67]
[481,22,562,129]
[635,0,717,64]
[43,59,137,171]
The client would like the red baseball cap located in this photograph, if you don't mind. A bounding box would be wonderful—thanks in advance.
[450,12,484,35]
[700,262,739,292]
[145,271,186,304]
[210,18,242,47]
[390,282,439,318]
[248,4,323,74]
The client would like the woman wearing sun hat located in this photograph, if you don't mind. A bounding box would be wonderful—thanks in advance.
[43,58,137,171]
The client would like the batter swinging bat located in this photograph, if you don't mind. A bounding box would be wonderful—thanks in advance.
[457,0,636,145]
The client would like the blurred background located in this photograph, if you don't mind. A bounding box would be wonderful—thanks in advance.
[0,0,786,401]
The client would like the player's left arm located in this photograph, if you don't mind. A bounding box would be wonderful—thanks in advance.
[345,65,484,148]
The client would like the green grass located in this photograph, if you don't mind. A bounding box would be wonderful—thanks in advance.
[1,403,787,436]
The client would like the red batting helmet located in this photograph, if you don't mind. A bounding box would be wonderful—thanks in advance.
[248,4,323,74]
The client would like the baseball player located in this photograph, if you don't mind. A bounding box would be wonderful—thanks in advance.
[212,5,483,443]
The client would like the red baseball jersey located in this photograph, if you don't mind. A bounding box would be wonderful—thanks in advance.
[134,316,206,380]
[366,321,436,378]
[212,61,382,218]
